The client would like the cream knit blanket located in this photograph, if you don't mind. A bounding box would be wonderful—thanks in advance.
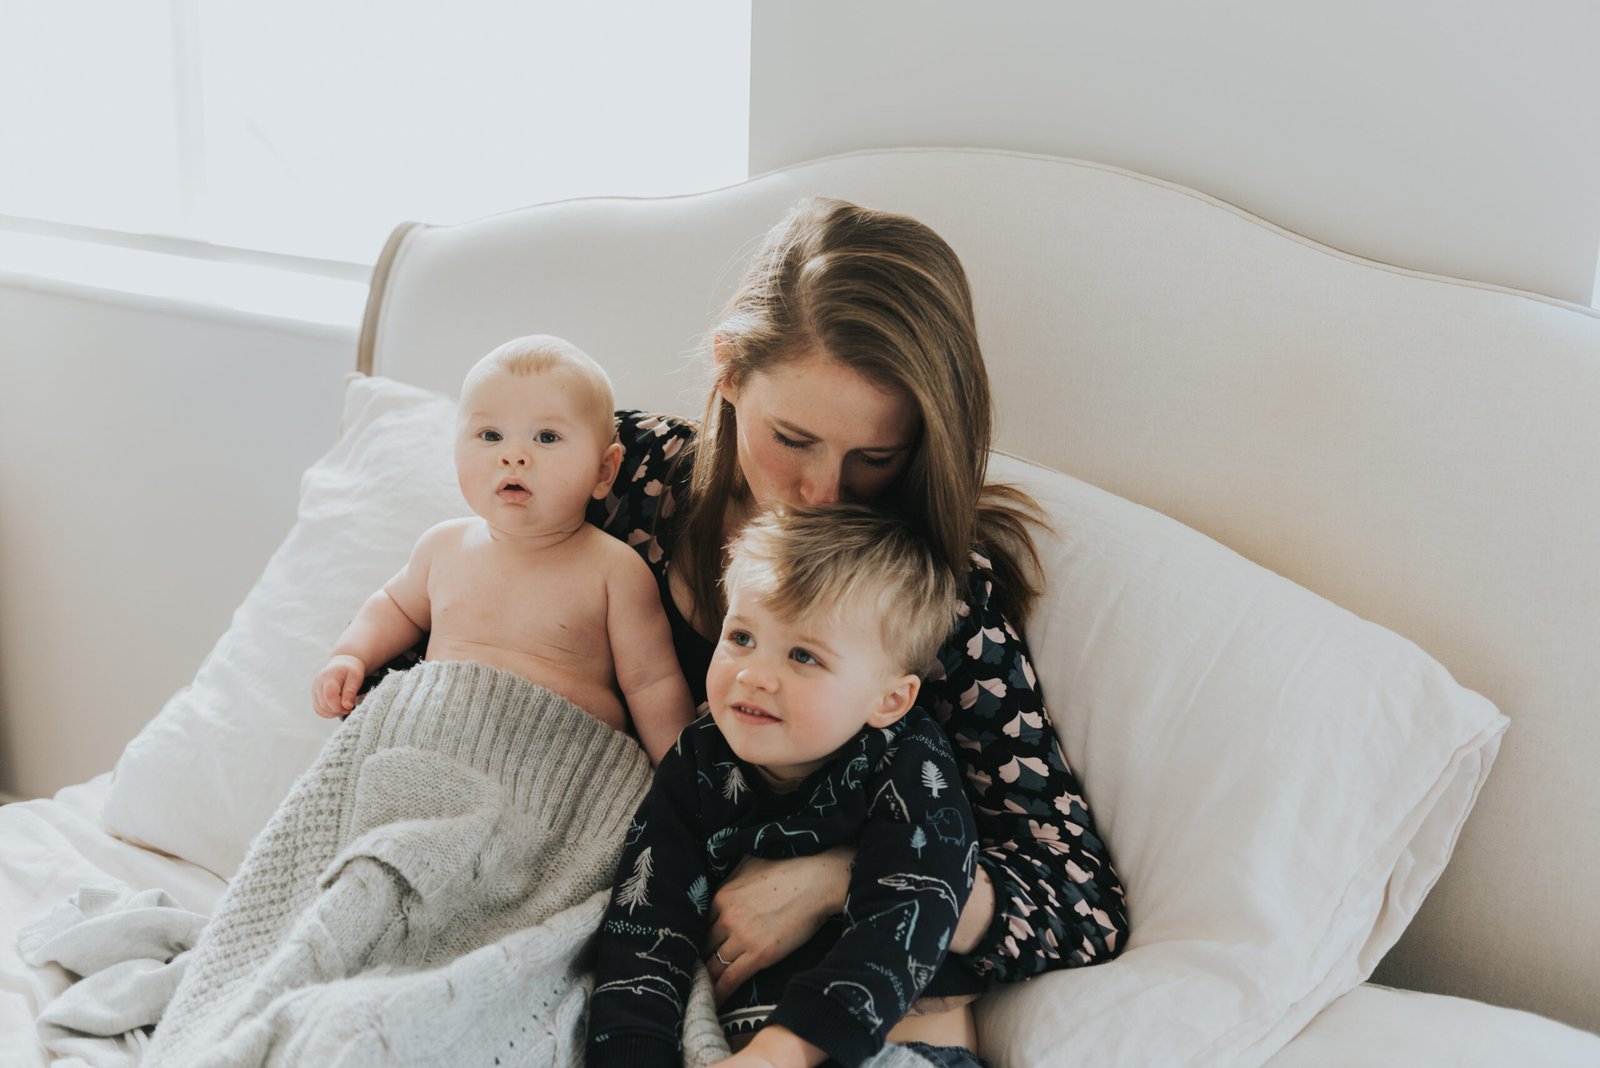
[142,660,729,1068]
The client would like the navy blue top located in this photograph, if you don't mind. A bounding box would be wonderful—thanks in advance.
[586,709,981,1068]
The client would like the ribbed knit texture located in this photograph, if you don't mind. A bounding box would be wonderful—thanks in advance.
[142,661,728,1067]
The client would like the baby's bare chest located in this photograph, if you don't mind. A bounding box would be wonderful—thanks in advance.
[428,541,611,653]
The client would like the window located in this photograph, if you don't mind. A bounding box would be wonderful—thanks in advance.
[0,2,751,267]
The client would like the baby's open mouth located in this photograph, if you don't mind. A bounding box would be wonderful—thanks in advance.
[496,480,531,503]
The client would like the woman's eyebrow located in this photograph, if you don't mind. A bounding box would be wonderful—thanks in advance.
[771,417,820,442]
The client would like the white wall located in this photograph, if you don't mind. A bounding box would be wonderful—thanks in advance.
[750,0,1600,305]
[0,286,352,798]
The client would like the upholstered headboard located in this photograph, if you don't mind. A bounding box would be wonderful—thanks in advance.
[358,147,1600,1031]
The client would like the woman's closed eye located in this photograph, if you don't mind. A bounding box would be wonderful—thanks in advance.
[772,428,811,451]
[772,427,897,469]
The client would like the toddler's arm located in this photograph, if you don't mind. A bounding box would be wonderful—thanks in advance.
[587,733,711,1067]
[311,525,439,717]
[606,547,696,763]
[764,716,978,1066]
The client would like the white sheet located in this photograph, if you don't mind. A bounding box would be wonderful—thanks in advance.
[1,775,226,1068]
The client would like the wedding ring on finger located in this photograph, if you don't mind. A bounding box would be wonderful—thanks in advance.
[715,949,732,967]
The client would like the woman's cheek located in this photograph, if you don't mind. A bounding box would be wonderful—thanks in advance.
[742,435,800,505]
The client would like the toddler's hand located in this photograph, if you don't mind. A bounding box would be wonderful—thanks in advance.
[710,1053,780,1068]
[312,655,366,717]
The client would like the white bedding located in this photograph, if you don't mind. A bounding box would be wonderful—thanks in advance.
[1,776,226,1068]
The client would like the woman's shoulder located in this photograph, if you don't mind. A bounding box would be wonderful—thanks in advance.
[956,545,1004,614]
[591,410,698,554]
[614,409,697,459]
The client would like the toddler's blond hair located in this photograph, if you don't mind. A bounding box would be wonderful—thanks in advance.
[723,503,960,674]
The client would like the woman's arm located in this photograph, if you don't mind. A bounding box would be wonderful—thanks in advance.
[918,553,1129,980]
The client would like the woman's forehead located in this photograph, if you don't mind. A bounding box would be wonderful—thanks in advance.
[751,352,920,442]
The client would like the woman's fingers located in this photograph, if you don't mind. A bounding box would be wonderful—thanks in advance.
[713,945,763,1004]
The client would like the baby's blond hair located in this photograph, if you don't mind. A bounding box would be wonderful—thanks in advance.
[722,503,960,674]
[462,334,616,446]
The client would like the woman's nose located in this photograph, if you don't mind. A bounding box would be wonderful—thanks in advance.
[798,462,843,505]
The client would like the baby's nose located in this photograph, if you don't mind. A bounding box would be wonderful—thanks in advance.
[500,451,529,466]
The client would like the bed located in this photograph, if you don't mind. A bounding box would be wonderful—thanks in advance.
[6,147,1599,1065]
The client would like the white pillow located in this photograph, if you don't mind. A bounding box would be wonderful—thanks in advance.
[103,375,469,878]
[975,452,1507,1068]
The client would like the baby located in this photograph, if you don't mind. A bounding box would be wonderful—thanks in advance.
[311,334,695,764]
[586,504,986,1068]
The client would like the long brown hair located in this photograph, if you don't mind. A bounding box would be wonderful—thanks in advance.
[674,196,1045,628]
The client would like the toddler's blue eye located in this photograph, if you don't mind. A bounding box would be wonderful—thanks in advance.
[728,630,754,648]
[790,647,820,666]
[479,430,502,443]
[537,430,561,444]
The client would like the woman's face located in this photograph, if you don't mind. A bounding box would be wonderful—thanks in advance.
[718,348,921,511]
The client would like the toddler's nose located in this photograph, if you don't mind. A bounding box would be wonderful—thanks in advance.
[737,663,777,691]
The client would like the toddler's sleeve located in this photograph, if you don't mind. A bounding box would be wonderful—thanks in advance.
[586,736,710,1068]
[764,716,977,1067]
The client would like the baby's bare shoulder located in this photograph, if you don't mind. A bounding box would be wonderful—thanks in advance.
[413,516,478,558]
[583,528,653,579]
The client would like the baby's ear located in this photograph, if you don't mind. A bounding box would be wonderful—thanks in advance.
[866,673,922,729]
[592,441,624,499]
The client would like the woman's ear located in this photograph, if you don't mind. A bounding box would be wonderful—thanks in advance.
[866,674,922,729]
[713,335,741,407]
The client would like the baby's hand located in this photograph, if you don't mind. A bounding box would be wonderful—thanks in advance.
[312,655,366,717]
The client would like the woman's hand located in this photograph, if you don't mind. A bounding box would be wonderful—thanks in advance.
[705,848,852,1002]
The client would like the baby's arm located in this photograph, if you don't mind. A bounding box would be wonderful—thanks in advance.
[310,523,443,717]
[605,545,696,763]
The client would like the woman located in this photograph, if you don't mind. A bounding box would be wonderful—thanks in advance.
[587,196,1126,1011]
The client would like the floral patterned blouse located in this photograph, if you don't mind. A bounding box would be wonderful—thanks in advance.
[585,411,1128,981]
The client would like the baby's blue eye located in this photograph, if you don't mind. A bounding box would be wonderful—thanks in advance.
[537,430,561,444]
[789,647,820,667]
[479,429,502,443]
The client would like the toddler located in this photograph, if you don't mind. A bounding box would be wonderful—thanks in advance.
[311,334,695,764]
[586,504,986,1068]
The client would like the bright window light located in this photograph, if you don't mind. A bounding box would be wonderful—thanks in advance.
[1,2,751,266]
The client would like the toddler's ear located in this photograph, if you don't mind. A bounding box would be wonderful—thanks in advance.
[866,674,922,729]
[592,442,625,499]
